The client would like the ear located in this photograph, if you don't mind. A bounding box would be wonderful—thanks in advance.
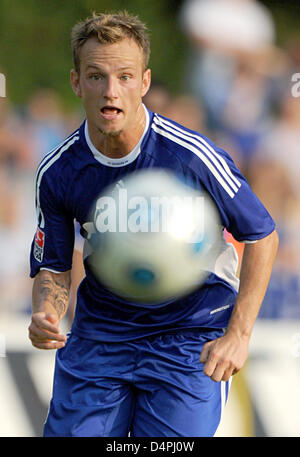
[141,68,151,98]
[70,69,82,98]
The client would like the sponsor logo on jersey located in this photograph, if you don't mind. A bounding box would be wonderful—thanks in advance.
[34,227,45,262]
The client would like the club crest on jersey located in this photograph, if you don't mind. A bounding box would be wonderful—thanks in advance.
[34,227,45,262]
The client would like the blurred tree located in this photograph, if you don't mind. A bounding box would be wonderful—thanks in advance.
[0,0,298,110]
[260,0,300,45]
[0,0,187,109]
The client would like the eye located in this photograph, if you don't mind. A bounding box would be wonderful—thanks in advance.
[120,74,131,81]
[90,74,102,80]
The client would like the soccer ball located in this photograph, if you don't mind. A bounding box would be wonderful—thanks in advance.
[88,168,221,303]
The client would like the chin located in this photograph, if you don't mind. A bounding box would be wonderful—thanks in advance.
[98,127,123,138]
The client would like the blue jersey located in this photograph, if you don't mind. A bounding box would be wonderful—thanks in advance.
[30,106,275,342]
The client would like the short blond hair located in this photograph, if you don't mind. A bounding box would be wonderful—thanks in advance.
[71,11,151,72]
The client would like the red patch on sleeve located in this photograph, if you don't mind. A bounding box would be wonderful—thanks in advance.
[34,227,45,262]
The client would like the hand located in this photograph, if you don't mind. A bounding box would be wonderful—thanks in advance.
[199,331,249,382]
[28,312,67,350]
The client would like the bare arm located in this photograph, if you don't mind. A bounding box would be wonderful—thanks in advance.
[28,269,71,350]
[68,248,85,325]
[200,229,279,381]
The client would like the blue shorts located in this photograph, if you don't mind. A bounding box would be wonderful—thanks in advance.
[44,329,230,437]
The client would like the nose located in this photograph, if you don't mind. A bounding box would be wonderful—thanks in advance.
[103,76,118,100]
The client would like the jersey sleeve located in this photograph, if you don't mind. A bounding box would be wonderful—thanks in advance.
[30,170,75,278]
[191,136,276,242]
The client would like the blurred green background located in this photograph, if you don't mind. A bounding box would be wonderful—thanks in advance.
[0,0,187,109]
[0,0,299,110]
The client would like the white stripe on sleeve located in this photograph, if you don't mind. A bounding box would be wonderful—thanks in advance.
[153,115,241,197]
[152,122,236,198]
[35,134,80,228]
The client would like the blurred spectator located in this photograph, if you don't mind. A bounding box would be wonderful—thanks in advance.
[251,93,300,200]
[143,79,173,116]
[212,53,288,173]
[0,165,35,315]
[22,88,68,165]
[143,79,207,132]
[165,94,206,132]
[179,0,288,172]
[285,34,300,75]
[0,87,74,317]
[0,96,32,171]
[248,92,300,318]
[0,88,34,316]
[179,0,276,122]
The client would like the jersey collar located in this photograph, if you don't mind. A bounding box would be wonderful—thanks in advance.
[84,105,149,167]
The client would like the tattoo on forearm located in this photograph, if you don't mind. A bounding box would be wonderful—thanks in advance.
[39,275,70,318]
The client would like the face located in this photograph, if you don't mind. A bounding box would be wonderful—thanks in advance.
[70,37,151,144]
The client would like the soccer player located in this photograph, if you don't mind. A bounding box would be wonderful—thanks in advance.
[28,12,278,437]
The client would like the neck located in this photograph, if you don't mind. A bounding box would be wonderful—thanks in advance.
[87,104,146,159]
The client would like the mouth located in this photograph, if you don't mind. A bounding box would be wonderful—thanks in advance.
[100,106,123,120]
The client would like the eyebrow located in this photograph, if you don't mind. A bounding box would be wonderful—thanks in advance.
[85,64,136,72]
[85,65,103,72]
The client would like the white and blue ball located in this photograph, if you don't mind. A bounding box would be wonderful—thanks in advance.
[88,168,221,303]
